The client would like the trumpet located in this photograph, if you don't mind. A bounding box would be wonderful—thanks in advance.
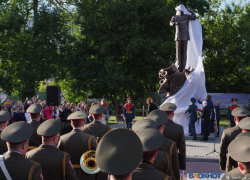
[80,150,100,174]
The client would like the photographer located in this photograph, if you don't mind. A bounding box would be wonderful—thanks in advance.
[59,102,71,129]
[12,105,26,122]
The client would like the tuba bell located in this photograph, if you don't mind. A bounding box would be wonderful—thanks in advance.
[80,150,100,174]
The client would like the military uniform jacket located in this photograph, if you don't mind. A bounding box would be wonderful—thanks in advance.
[220,125,242,171]
[0,130,7,155]
[58,129,97,180]
[170,14,196,41]
[160,137,180,180]
[26,144,77,180]
[228,105,239,121]
[123,104,135,120]
[226,167,244,180]
[153,150,175,180]
[184,104,198,121]
[0,151,42,180]
[225,155,238,173]
[163,120,186,170]
[83,120,110,141]
[133,161,171,180]
[28,120,42,148]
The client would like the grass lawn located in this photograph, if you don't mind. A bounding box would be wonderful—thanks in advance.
[108,115,230,127]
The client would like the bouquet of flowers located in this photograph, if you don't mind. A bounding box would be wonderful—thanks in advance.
[196,108,201,123]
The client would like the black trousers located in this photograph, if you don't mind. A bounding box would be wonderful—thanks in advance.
[216,118,220,136]
[202,120,210,141]
[176,40,188,72]
[210,118,215,132]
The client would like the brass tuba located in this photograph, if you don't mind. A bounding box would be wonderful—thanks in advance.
[80,150,100,174]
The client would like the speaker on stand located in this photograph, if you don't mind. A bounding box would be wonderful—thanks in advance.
[46,86,61,119]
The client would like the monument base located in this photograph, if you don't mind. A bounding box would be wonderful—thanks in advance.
[169,72,186,96]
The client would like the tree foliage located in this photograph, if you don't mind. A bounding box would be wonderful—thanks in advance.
[60,0,209,120]
[202,0,250,93]
[0,1,73,101]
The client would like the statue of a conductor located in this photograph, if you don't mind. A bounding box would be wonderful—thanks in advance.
[170,5,196,72]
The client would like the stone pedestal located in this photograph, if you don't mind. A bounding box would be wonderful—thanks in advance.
[169,72,186,96]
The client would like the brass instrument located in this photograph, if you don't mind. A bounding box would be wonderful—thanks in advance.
[80,150,100,174]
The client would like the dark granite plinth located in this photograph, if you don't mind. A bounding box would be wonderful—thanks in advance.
[169,72,186,96]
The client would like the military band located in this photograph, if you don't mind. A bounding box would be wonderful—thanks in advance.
[147,110,180,180]
[219,107,249,172]
[26,104,43,150]
[0,111,9,154]
[160,103,186,170]
[132,119,175,179]
[0,122,43,180]
[2,98,250,180]
[58,111,97,180]
[26,119,77,180]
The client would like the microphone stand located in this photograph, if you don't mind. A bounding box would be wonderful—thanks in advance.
[206,108,219,156]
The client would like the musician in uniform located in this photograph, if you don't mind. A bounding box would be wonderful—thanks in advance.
[160,103,186,171]
[228,98,239,127]
[58,111,97,180]
[224,117,250,174]
[123,96,135,129]
[96,128,143,180]
[226,135,250,179]
[239,117,250,132]
[220,107,249,173]
[26,119,77,180]
[133,129,172,180]
[147,110,180,180]
[26,104,43,150]
[132,119,175,180]
[0,121,43,179]
[84,104,110,142]
[0,111,10,154]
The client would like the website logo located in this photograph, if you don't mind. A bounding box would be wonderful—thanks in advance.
[188,173,225,180]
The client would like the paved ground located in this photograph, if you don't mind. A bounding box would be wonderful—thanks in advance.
[110,124,225,159]
[110,124,225,175]
[185,127,226,159]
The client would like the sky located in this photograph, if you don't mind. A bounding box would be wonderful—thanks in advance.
[220,0,250,9]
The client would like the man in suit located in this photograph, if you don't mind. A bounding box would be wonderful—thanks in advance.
[26,119,77,180]
[147,110,180,180]
[0,111,9,154]
[160,103,186,170]
[220,107,249,172]
[132,119,175,180]
[58,111,97,180]
[96,128,143,180]
[170,5,196,72]
[84,104,110,142]
[228,98,239,127]
[185,98,198,140]
[123,96,135,129]
[26,104,43,150]
[0,121,43,180]
[12,105,26,122]
[133,129,171,180]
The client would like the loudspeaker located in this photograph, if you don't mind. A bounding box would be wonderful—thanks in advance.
[46,86,61,106]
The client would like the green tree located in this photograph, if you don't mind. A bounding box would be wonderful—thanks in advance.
[62,0,209,121]
[0,1,74,101]
[201,0,250,93]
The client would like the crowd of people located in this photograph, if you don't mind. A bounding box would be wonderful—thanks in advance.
[0,94,249,180]
[0,96,113,132]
